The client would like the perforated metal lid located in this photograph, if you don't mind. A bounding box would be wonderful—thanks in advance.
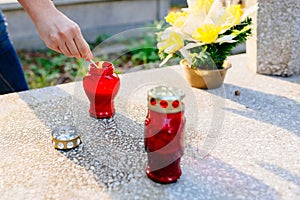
[147,86,185,113]
[51,126,82,150]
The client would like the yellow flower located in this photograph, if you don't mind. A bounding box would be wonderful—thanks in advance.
[165,11,188,28]
[175,12,188,28]
[213,4,244,33]
[192,24,222,43]
[227,4,243,26]
[158,30,184,54]
[190,0,213,13]
[165,12,178,25]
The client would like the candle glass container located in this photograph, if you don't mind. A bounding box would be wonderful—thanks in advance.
[144,86,185,183]
[83,61,120,118]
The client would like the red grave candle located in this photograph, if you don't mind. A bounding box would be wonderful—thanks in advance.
[83,61,120,118]
[144,86,185,183]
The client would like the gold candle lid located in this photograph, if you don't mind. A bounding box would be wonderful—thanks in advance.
[147,86,185,113]
[51,126,82,150]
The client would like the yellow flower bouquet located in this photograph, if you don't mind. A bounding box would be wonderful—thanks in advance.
[157,0,258,69]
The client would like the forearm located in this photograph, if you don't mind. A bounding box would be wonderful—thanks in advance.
[18,0,57,24]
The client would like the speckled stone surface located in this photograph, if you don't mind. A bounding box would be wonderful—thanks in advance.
[0,54,299,199]
[246,0,300,76]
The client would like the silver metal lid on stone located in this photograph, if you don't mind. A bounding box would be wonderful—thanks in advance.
[51,126,82,150]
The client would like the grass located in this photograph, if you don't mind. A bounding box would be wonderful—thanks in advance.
[18,50,87,89]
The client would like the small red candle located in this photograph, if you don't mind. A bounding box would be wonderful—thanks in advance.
[144,86,185,183]
[83,61,120,118]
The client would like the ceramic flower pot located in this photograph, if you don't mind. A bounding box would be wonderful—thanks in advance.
[181,59,231,89]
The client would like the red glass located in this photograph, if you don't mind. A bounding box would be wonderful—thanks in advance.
[159,100,168,108]
[150,98,156,106]
[83,62,120,118]
[172,100,180,108]
[144,109,185,183]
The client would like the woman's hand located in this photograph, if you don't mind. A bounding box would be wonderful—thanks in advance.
[35,9,93,60]
[18,0,93,60]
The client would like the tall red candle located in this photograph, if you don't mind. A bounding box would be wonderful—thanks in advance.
[83,61,120,119]
[144,86,185,183]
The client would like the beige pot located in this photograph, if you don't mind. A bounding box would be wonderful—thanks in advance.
[181,59,231,89]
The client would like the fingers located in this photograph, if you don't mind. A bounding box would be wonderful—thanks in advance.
[58,40,73,57]
[46,34,63,54]
[47,32,72,57]
[46,23,93,60]
[66,39,81,58]
[74,33,93,60]
[71,26,93,60]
